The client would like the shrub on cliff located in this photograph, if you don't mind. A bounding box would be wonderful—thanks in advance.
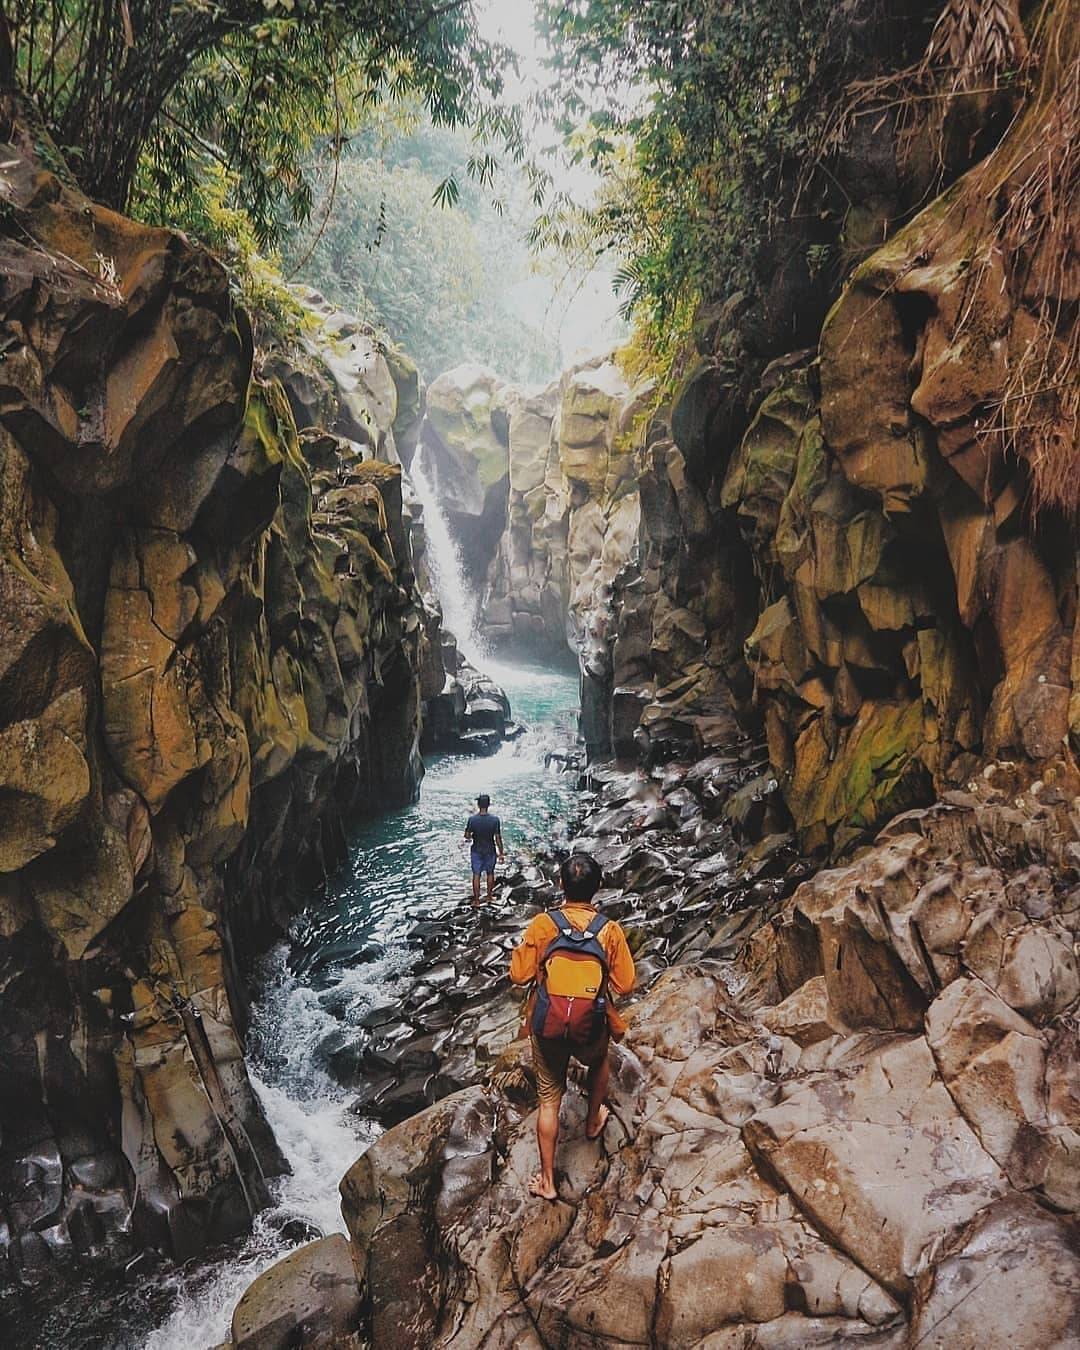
[531,0,1032,378]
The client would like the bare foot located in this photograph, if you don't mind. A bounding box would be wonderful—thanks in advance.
[585,1103,610,1141]
[527,1172,558,1201]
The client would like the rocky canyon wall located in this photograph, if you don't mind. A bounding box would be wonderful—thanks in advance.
[0,96,439,1283]
[600,3,1080,855]
[417,356,650,755]
[220,6,1080,1346]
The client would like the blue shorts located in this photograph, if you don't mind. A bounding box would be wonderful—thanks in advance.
[471,849,497,876]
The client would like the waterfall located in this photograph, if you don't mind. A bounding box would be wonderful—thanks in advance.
[411,450,489,668]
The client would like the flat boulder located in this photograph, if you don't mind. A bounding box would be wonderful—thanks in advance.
[909,1195,1080,1349]
[743,1035,1008,1297]
[230,1234,361,1349]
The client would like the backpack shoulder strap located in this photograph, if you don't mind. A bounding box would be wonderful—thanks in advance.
[545,909,572,933]
[584,912,608,938]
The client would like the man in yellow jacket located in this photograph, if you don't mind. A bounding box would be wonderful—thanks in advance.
[510,852,635,1200]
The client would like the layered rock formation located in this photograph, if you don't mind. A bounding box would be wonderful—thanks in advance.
[419,356,649,754]
[601,4,1080,853]
[223,6,1080,1345]
[483,355,643,679]
[0,97,437,1283]
[415,364,512,589]
[317,760,1080,1349]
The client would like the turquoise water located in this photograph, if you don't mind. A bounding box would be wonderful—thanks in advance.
[8,660,581,1348]
[291,661,580,990]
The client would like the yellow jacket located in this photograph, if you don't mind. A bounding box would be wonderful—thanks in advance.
[509,903,635,1037]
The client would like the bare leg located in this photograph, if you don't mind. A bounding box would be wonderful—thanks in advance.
[471,870,481,904]
[528,1097,561,1199]
[585,1056,610,1139]
[486,867,496,900]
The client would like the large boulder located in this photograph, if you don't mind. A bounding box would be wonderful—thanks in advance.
[284,287,405,463]
[421,363,508,516]
[229,1234,362,1350]
[417,364,510,585]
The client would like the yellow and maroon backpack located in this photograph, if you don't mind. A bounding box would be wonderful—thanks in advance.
[531,910,610,1045]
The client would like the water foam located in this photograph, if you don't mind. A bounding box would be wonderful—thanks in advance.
[143,945,392,1350]
[141,666,581,1348]
[411,453,490,667]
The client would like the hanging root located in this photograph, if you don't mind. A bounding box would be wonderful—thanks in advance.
[814,0,1032,221]
[923,0,1028,94]
[970,12,1080,517]
[822,0,1079,520]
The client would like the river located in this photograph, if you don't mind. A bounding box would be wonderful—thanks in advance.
[148,661,579,1348]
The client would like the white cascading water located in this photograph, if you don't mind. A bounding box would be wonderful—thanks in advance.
[410,449,490,668]
[142,459,573,1349]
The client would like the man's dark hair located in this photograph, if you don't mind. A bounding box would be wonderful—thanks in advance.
[477,793,490,809]
[560,852,603,902]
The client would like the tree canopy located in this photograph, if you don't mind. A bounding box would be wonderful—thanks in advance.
[530,0,940,367]
[5,1,518,248]
[283,116,562,384]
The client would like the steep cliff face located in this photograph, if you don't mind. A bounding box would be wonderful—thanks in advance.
[483,355,645,684]
[0,98,431,1283]
[603,5,1080,853]
[421,357,649,752]
[222,8,1080,1346]
[415,364,512,590]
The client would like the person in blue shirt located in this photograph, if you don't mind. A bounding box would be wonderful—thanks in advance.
[464,793,504,903]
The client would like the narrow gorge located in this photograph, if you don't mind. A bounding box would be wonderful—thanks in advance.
[2,0,1079,1347]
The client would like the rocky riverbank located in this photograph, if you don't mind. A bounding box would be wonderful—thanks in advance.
[226,750,1080,1350]
[219,3,1080,1342]
[283,731,811,1139]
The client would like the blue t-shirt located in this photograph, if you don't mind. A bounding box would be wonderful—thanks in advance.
[466,812,501,854]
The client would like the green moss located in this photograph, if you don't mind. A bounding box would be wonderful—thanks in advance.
[724,370,815,549]
[837,699,926,829]
[788,697,930,849]
[240,386,288,472]
[775,415,829,578]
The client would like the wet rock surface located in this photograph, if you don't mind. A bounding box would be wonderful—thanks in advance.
[293,733,812,1139]
[0,96,438,1287]
[420,633,518,758]
[229,1233,361,1350]
[326,758,1080,1348]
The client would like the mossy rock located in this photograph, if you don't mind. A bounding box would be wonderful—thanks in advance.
[723,369,815,554]
[787,698,929,847]
[775,415,829,579]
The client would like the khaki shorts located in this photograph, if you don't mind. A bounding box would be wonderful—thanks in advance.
[531,1032,609,1105]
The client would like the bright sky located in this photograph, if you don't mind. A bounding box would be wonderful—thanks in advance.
[476,0,550,109]
[474,0,627,366]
